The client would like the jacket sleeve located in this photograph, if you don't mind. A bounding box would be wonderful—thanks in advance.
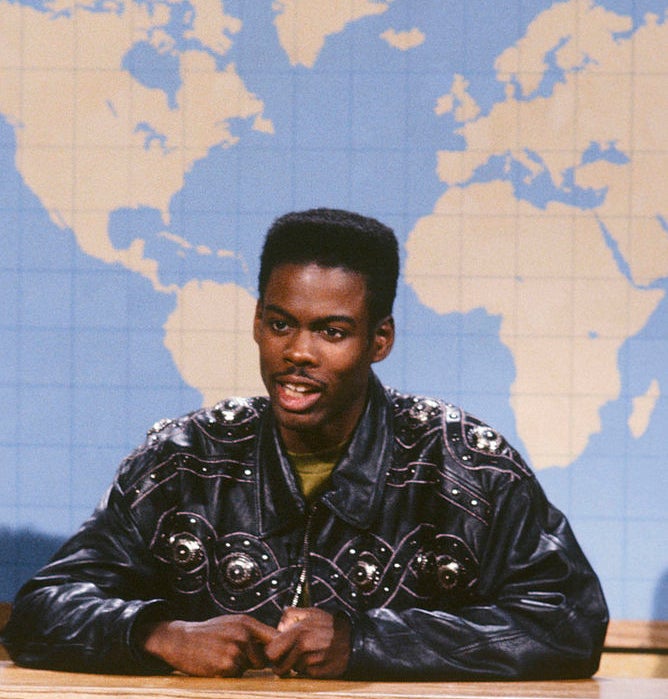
[2,478,174,674]
[346,475,609,680]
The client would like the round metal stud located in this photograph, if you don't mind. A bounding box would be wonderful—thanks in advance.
[351,559,380,591]
[469,424,504,454]
[168,533,204,571]
[220,552,260,590]
[437,560,462,590]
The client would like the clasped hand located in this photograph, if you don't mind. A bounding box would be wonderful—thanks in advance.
[142,607,351,678]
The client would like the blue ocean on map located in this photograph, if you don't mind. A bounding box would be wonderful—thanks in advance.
[1,0,667,621]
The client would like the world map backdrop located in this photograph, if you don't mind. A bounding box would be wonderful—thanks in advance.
[1,0,667,621]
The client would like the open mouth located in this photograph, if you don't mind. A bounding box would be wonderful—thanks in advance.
[276,380,322,412]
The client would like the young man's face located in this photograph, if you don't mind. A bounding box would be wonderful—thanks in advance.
[254,262,394,454]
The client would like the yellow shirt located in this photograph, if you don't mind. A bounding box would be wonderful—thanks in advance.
[287,444,343,503]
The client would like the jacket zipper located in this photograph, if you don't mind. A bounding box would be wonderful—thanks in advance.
[289,503,318,607]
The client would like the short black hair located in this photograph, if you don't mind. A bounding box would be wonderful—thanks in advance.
[258,208,399,326]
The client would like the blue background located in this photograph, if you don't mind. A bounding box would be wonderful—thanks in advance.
[0,0,667,620]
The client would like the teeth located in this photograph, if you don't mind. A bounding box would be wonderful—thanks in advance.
[285,383,311,393]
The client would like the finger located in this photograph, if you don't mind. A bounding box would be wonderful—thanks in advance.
[245,617,280,645]
[282,649,326,678]
[277,607,309,633]
[269,642,304,678]
[265,623,306,675]
[264,626,294,664]
[223,645,251,677]
[244,641,269,670]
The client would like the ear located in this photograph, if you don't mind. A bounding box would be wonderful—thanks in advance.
[253,300,263,343]
[370,316,395,363]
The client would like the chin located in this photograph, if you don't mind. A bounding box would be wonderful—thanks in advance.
[274,408,320,433]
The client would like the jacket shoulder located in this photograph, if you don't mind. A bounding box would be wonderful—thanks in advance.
[387,387,533,482]
[145,395,269,443]
[115,396,270,494]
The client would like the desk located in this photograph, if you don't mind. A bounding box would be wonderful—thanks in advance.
[0,663,666,699]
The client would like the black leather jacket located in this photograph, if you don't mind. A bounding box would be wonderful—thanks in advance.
[4,374,608,679]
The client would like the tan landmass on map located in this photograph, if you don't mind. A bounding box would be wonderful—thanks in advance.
[380,28,425,51]
[164,281,265,403]
[0,0,267,291]
[406,0,667,468]
[273,0,391,67]
[0,0,272,399]
[436,75,481,123]
[628,379,660,439]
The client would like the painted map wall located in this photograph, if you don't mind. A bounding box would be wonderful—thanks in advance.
[1,0,667,620]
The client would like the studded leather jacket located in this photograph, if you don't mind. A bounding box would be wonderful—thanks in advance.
[4,373,608,679]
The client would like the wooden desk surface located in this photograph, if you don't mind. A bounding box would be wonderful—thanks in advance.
[0,662,666,699]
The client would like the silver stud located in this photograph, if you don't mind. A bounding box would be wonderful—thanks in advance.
[469,424,503,453]
[351,560,380,591]
[221,552,260,590]
[437,560,462,591]
[168,534,204,570]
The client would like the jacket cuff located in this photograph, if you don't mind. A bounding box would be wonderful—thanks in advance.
[126,600,176,674]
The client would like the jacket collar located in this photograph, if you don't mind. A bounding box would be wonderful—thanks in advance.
[255,372,393,536]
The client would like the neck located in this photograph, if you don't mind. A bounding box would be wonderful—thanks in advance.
[280,426,354,455]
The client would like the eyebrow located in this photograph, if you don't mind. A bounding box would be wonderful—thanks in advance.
[263,303,358,327]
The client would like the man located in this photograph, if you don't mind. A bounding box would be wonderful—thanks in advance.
[3,208,608,680]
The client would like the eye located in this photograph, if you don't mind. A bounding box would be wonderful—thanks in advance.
[322,326,347,341]
[269,319,290,333]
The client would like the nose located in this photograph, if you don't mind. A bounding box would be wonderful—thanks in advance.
[284,329,317,366]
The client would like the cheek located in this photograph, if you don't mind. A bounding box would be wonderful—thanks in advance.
[256,345,276,378]
[331,349,371,381]
[257,334,280,359]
